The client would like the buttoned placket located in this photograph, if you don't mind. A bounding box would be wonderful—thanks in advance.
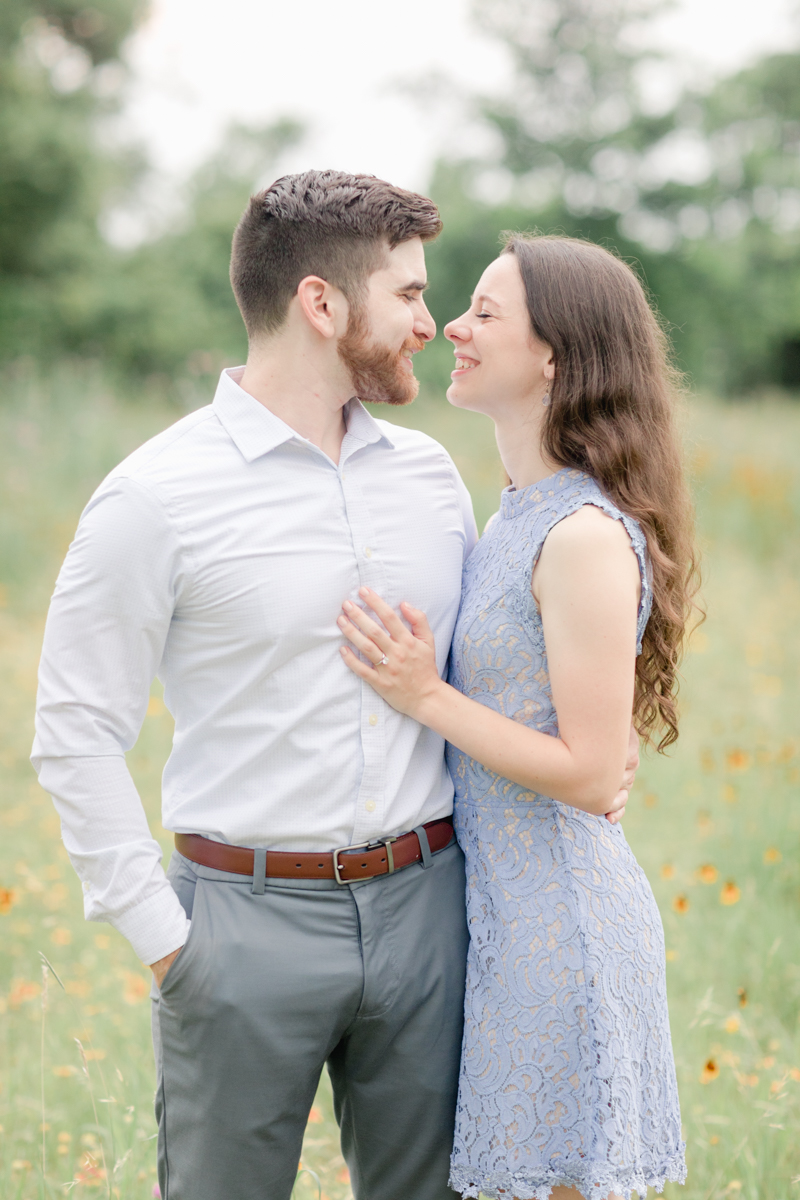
[337,429,388,845]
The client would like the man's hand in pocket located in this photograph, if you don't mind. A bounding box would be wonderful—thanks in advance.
[150,946,183,989]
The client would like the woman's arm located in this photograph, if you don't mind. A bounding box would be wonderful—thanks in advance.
[338,506,641,817]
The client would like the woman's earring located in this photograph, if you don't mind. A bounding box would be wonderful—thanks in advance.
[541,393,551,407]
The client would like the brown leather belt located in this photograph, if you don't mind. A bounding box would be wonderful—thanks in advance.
[175,817,454,885]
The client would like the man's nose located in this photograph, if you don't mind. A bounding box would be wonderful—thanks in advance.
[415,299,436,343]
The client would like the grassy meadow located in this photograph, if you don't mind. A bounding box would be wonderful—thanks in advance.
[0,362,799,1200]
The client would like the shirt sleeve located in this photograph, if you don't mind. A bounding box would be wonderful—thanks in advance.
[31,475,192,965]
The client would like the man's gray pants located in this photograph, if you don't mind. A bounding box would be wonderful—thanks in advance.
[151,839,468,1200]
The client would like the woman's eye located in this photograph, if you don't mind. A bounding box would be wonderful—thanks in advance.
[476,312,491,320]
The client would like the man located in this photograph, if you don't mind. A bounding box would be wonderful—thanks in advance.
[32,170,634,1200]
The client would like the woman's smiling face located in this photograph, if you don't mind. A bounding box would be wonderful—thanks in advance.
[443,253,554,419]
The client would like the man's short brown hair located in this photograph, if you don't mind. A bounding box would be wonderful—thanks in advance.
[229,170,442,339]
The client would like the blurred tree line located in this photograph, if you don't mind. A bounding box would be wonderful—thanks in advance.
[1,0,799,394]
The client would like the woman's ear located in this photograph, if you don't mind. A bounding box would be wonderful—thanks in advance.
[544,352,556,382]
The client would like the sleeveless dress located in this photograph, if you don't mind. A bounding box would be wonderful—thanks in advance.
[446,468,686,1200]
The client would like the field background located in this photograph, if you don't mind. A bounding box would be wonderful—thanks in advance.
[1,366,799,1200]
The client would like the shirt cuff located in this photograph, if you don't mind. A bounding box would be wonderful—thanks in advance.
[110,884,191,966]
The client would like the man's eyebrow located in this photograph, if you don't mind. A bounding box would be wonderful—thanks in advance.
[397,279,429,293]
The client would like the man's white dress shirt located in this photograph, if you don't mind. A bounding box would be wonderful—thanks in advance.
[32,368,478,966]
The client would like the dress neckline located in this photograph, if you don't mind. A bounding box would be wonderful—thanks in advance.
[500,467,588,519]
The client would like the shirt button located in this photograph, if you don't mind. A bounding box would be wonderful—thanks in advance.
[363,546,372,558]
[365,800,376,812]
[368,713,378,726]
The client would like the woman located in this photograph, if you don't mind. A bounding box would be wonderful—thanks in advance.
[337,233,695,1200]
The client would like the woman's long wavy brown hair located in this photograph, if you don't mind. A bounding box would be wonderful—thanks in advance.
[503,233,700,751]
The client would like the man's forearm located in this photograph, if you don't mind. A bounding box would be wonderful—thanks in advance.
[35,754,190,965]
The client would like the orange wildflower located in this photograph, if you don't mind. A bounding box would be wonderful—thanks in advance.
[307,1106,323,1124]
[672,894,690,914]
[8,979,41,1007]
[660,864,675,880]
[725,750,751,772]
[700,1059,720,1083]
[763,847,782,864]
[724,1016,740,1034]
[50,927,72,946]
[74,1151,106,1187]
[737,988,748,1007]
[698,864,718,884]
[0,888,18,915]
[122,972,149,1005]
[720,882,741,906]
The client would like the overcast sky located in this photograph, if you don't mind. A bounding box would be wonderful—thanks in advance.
[117,0,798,216]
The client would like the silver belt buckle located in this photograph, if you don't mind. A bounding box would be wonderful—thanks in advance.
[332,836,399,885]
[332,840,372,886]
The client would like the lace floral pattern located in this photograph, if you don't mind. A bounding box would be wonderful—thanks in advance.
[446,470,686,1200]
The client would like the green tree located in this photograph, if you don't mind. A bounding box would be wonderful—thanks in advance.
[0,0,146,359]
[93,119,303,381]
[420,0,800,394]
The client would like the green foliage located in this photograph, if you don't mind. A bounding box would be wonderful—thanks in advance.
[421,0,800,395]
[0,0,147,359]
[1,0,800,395]
[93,119,303,378]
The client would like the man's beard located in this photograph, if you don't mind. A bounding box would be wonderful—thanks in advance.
[338,309,425,406]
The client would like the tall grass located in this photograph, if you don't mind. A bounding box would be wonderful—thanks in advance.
[1,364,799,1199]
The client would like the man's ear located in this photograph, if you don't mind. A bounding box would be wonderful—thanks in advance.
[296,275,347,339]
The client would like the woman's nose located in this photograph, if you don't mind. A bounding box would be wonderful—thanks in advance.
[444,315,470,343]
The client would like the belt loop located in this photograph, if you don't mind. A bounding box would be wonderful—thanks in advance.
[251,848,267,895]
[413,825,433,869]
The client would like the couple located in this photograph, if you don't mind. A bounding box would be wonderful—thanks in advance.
[32,170,692,1200]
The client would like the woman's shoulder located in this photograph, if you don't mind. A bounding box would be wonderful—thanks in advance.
[553,474,648,550]
[543,500,639,563]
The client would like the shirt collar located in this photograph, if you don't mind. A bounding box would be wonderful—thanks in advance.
[212,367,394,462]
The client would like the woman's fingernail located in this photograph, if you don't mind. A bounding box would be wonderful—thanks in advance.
[343,600,353,610]
[340,647,348,656]
[359,587,370,596]
[337,616,346,626]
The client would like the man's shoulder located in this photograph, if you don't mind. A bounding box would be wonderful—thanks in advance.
[373,418,454,465]
[105,405,221,488]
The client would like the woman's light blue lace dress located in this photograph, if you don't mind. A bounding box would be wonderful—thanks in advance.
[447,469,686,1200]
